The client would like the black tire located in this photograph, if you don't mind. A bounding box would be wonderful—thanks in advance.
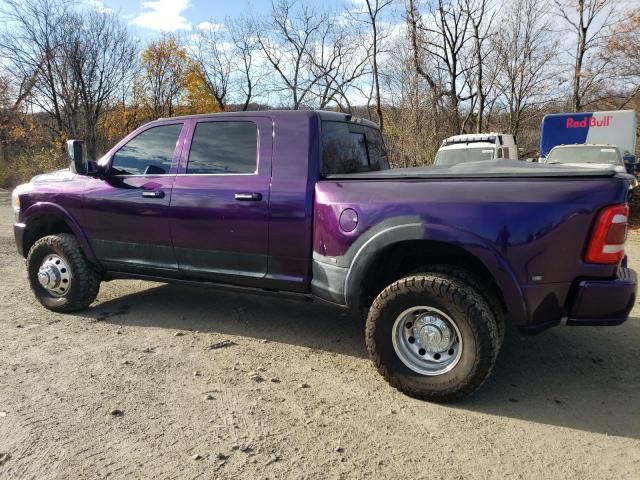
[27,234,100,312]
[366,273,499,402]
[412,265,507,348]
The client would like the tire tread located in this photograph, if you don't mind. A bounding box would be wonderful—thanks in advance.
[366,272,498,402]
[27,234,100,312]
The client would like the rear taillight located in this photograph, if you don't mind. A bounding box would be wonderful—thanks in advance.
[585,204,629,264]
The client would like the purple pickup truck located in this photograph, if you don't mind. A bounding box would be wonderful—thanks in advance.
[11,111,637,401]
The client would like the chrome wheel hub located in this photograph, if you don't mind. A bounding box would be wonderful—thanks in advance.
[37,255,71,297]
[419,317,453,353]
[392,306,463,376]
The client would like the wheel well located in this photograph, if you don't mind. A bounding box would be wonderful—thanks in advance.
[357,240,506,313]
[23,215,74,256]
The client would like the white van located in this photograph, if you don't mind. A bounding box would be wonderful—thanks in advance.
[434,133,518,166]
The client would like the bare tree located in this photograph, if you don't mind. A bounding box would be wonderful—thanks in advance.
[407,0,440,94]
[407,0,445,139]
[227,16,265,111]
[68,10,138,157]
[385,35,441,166]
[309,18,372,111]
[463,0,496,132]
[553,0,618,111]
[361,0,392,130]
[602,11,640,108]
[493,0,559,135]
[0,0,76,135]
[194,23,232,111]
[255,0,326,109]
[407,0,473,134]
[0,0,137,155]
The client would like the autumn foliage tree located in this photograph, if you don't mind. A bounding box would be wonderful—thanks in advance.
[140,34,188,119]
[184,63,223,114]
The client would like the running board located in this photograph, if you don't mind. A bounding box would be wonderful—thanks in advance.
[104,270,318,304]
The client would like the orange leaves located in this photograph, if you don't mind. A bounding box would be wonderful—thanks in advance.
[184,63,221,114]
[140,34,189,119]
[138,34,222,118]
[141,35,188,67]
[9,126,28,142]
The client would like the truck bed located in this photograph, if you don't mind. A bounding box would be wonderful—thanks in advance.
[313,163,630,329]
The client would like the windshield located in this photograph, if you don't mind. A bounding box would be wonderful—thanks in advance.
[545,146,622,166]
[434,147,495,166]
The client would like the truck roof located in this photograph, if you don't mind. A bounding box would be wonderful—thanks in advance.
[443,133,508,146]
[551,143,618,149]
[157,109,380,129]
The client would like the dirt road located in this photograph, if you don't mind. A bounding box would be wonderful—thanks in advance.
[0,191,638,479]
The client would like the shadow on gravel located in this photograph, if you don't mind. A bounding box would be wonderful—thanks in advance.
[82,282,368,359]
[85,282,639,440]
[459,322,640,440]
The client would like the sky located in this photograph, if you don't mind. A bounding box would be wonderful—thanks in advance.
[86,0,356,36]
[88,0,640,46]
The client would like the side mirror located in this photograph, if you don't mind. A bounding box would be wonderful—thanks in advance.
[67,140,89,175]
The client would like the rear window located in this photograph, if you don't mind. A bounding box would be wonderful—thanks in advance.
[321,121,389,175]
[545,146,622,166]
[434,147,495,166]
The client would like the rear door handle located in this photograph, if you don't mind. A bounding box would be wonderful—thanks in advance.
[142,190,165,199]
[234,192,262,201]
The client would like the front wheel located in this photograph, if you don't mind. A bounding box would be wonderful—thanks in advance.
[366,273,500,402]
[27,234,101,312]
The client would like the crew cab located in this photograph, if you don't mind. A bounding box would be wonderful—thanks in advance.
[12,111,637,402]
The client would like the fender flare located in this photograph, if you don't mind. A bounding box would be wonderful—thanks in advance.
[342,221,528,326]
[21,202,98,266]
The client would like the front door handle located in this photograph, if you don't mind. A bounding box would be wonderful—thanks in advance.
[142,190,165,199]
[234,192,262,201]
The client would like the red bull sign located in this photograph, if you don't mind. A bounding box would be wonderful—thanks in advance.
[566,116,612,128]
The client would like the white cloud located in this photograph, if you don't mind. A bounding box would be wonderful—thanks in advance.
[131,0,192,32]
[85,0,113,13]
[196,21,225,33]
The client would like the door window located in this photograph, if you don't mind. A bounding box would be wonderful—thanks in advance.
[187,122,258,174]
[111,123,183,175]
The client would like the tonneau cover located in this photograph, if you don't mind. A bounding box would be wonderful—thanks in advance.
[325,160,620,180]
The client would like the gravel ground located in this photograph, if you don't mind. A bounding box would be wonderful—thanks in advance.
[0,190,638,479]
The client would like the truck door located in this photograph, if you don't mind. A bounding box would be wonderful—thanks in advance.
[169,117,272,287]
[82,122,185,271]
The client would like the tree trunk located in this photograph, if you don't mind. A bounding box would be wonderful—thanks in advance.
[369,2,384,131]
[573,0,586,111]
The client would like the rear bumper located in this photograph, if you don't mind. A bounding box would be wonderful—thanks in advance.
[566,267,637,326]
[14,222,26,257]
